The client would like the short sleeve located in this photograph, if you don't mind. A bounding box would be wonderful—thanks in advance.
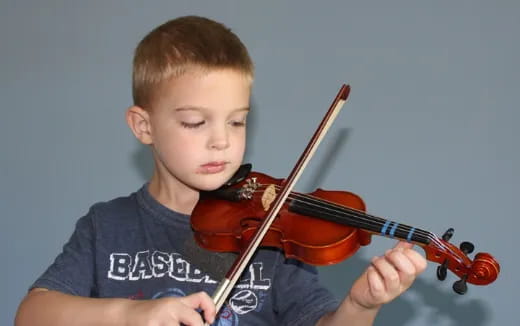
[30,207,97,296]
[273,258,340,326]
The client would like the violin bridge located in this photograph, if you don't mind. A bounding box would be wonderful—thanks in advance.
[261,184,277,211]
[238,177,259,200]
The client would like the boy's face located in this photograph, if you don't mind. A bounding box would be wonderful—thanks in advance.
[147,68,251,192]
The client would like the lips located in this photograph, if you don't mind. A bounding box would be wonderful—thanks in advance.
[197,161,228,174]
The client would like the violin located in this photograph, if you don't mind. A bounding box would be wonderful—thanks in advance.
[190,85,500,315]
[192,164,500,289]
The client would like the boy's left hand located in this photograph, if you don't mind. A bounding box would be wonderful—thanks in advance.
[348,241,427,311]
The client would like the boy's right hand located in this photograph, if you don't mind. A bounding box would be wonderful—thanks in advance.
[125,291,216,326]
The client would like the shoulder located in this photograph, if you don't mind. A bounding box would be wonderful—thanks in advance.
[90,191,139,218]
[78,188,142,232]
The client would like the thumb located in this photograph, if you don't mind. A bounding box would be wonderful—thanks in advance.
[180,292,213,308]
[180,292,216,323]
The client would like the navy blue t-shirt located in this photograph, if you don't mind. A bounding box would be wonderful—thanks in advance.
[32,184,339,325]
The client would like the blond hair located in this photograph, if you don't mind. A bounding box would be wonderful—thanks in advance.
[132,16,254,108]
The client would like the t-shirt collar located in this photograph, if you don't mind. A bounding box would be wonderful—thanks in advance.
[136,183,191,227]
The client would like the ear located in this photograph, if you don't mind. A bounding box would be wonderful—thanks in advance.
[126,106,153,145]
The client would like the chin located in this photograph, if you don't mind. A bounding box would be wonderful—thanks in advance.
[196,183,223,192]
[193,176,229,192]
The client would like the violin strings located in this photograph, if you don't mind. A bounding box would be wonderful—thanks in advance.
[254,185,459,262]
[250,184,430,238]
[278,186,454,257]
[268,185,463,263]
[248,184,463,263]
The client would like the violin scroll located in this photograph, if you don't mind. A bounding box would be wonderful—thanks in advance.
[424,228,500,294]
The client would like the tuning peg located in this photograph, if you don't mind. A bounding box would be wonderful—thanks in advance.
[441,228,455,241]
[436,260,448,281]
[453,275,468,295]
[460,241,474,255]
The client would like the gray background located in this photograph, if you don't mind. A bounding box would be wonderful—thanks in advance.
[1,0,518,325]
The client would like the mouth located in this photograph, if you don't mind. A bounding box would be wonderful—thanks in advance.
[197,161,228,174]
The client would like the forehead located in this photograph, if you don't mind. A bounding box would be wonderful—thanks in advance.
[153,68,252,112]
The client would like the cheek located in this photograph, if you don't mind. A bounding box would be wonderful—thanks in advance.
[235,136,246,160]
[155,128,198,157]
[233,130,246,153]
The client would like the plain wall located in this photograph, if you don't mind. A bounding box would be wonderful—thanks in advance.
[2,1,518,325]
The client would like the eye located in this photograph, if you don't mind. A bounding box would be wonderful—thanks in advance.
[181,121,205,129]
[229,113,248,127]
[230,120,246,127]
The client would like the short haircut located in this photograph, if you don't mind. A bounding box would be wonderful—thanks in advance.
[132,16,254,108]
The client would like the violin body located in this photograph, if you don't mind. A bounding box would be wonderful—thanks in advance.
[192,171,372,265]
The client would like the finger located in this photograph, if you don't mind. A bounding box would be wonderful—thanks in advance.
[198,293,217,325]
[385,249,416,274]
[181,292,216,324]
[384,249,417,288]
[402,248,428,274]
[371,255,400,294]
[394,240,414,250]
[366,265,386,299]
[176,305,205,326]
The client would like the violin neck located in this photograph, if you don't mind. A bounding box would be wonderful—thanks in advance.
[288,197,433,245]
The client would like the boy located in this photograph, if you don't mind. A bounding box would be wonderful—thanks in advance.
[16,16,426,326]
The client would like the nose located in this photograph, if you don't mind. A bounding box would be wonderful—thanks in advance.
[207,125,230,150]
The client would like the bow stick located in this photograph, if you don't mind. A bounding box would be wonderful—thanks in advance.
[208,84,351,319]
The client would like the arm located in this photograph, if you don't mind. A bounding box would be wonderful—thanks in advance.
[15,288,130,326]
[15,288,216,326]
[315,296,379,326]
[316,241,427,326]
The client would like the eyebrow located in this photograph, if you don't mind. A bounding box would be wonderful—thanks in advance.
[173,106,250,113]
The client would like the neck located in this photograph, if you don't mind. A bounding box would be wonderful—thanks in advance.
[148,170,200,215]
